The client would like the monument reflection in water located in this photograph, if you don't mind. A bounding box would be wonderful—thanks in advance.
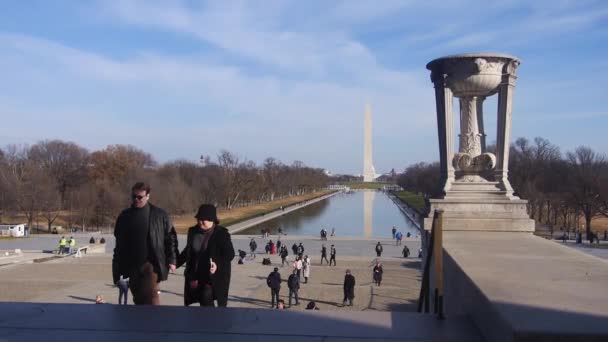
[241,191,417,238]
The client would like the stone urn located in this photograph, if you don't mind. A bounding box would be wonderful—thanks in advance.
[424,53,533,232]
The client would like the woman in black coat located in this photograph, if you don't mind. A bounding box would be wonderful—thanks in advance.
[177,204,235,307]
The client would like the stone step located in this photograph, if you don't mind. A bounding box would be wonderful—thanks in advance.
[0,302,484,341]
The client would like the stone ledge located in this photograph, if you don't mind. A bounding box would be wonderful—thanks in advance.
[0,302,482,341]
[439,231,608,341]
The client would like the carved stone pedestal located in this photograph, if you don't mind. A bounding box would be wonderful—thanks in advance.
[424,53,534,232]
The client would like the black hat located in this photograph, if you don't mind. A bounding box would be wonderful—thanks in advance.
[195,204,219,224]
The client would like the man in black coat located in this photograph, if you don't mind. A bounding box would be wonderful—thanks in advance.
[291,243,298,256]
[375,242,383,257]
[267,267,282,308]
[177,204,235,307]
[343,269,355,306]
[287,269,300,306]
[112,182,177,305]
[280,246,289,266]
[320,244,329,265]
[330,245,337,266]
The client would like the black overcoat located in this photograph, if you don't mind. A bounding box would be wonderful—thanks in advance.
[343,274,355,300]
[177,225,235,306]
[112,204,177,284]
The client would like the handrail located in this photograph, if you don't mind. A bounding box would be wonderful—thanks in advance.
[417,209,445,320]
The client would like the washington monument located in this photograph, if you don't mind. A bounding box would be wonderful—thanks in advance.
[363,103,376,182]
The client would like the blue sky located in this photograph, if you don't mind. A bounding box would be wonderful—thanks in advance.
[0,0,606,175]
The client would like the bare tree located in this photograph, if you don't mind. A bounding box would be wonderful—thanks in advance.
[29,140,89,204]
[564,146,607,241]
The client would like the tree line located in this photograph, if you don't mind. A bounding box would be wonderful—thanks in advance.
[0,140,329,232]
[397,137,608,240]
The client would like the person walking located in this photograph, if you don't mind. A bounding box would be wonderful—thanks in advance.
[395,231,403,246]
[343,269,355,306]
[287,269,300,306]
[68,236,76,254]
[280,245,289,266]
[375,242,383,257]
[402,245,410,258]
[117,275,129,305]
[249,238,257,258]
[176,204,235,307]
[293,256,303,281]
[303,255,311,284]
[112,182,177,305]
[59,236,67,254]
[266,267,282,308]
[373,261,383,286]
[392,226,397,239]
[320,244,329,265]
[297,243,305,258]
[291,243,298,256]
[330,245,337,266]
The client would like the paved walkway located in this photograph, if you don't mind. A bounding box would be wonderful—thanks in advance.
[0,236,421,310]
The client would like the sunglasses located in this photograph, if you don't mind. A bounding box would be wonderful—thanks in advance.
[132,195,146,200]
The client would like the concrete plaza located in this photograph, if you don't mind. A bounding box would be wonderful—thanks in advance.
[0,235,422,312]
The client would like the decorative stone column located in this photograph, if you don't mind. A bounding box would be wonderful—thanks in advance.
[423,53,534,232]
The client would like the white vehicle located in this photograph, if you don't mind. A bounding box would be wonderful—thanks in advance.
[0,224,26,237]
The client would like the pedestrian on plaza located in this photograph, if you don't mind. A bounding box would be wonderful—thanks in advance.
[373,261,383,286]
[330,245,337,266]
[287,269,300,306]
[297,242,305,258]
[331,228,336,237]
[418,248,422,258]
[402,245,410,258]
[292,243,298,256]
[392,226,397,239]
[176,204,235,307]
[604,230,607,241]
[112,182,177,305]
[59,236,67,254]
[278,227,283,235]
[342,269,355,306]
[117,275,129,305]
[249,238,257,258]
[276,239,282,252]
[266,267,282,308]
[68,236,76,254]
[280,245,289,266]
[293,256,303,281]
[238,249,247,264]
[320,244,329,265]
[303,255,311,284]
[375,241,383,257]
[395,231,403,246]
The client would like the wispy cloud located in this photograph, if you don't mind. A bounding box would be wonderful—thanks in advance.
[1,0,606,173]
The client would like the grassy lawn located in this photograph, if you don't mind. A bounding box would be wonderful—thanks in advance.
[343,182,394,190]
[172,190,335,233]
[393,191,426,213]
